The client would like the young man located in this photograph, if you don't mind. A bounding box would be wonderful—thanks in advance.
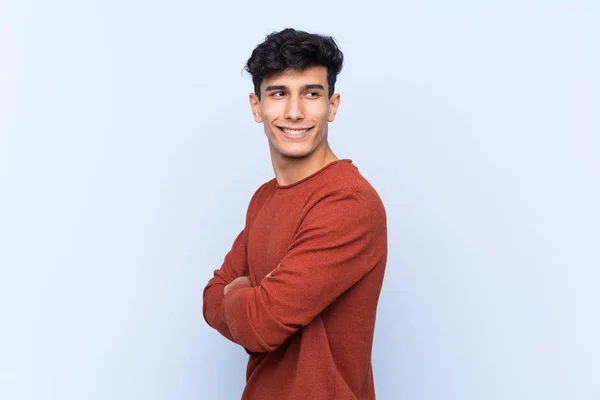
[202,28,388,399]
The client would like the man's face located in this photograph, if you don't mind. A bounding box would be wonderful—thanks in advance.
[249,66,340,160]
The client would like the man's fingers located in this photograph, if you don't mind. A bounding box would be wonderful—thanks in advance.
[265,264,281,279]
[224,276,253,296]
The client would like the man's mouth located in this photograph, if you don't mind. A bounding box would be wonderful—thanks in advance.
[278,127,314,137]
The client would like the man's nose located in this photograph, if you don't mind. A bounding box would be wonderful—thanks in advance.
[284,96,305,121]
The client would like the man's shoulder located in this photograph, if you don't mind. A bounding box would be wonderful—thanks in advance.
[321,160,383,203]
[248,178,277,206]
[308,160,386,223]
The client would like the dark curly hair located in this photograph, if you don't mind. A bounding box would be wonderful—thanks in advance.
[245,28,344,99]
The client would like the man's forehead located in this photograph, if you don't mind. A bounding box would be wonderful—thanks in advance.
[263,66,328,86]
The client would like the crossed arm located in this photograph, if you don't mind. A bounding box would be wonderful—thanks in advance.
[223,264,276,297]
[202,190,382,353]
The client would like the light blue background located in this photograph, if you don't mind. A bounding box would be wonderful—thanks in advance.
[1,1,599,399]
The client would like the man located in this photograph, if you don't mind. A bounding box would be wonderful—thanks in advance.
[202,28,387,399]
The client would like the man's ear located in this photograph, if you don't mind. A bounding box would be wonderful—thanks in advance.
[249,93,263,123]
[327,93,341,122]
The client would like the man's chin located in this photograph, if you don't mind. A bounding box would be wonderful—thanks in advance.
[276,148,313,160]
[280,152,310,160]
[269,143,312,160]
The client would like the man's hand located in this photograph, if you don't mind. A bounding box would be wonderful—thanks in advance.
[265,263,281,279]
[224,276,252,296]
[223,264,280,297]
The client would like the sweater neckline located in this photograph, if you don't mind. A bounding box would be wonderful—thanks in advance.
[275,159,353,190]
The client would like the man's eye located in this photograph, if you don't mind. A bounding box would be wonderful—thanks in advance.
[306,92,320,97]
[272,92,285,97]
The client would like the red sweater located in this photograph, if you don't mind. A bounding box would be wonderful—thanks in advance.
[203,159,387,399]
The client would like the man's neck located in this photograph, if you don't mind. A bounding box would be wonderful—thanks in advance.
[271,146,338,187]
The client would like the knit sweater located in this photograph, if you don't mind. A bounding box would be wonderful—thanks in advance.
[202,159,387,399]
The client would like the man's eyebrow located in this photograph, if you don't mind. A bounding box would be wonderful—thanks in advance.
[265,85,287,91]
[264,84,326,91]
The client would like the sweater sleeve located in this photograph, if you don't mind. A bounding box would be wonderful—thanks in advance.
[202,228,250,345]
[222,189,386,353]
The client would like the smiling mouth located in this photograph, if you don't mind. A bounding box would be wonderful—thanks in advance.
[278,127,314,136]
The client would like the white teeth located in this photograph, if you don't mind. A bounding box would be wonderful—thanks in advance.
[282,128,309,135]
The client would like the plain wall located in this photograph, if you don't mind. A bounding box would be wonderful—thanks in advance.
[1,0,598,399]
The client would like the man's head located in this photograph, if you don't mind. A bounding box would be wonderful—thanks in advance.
[246,28,344,160]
